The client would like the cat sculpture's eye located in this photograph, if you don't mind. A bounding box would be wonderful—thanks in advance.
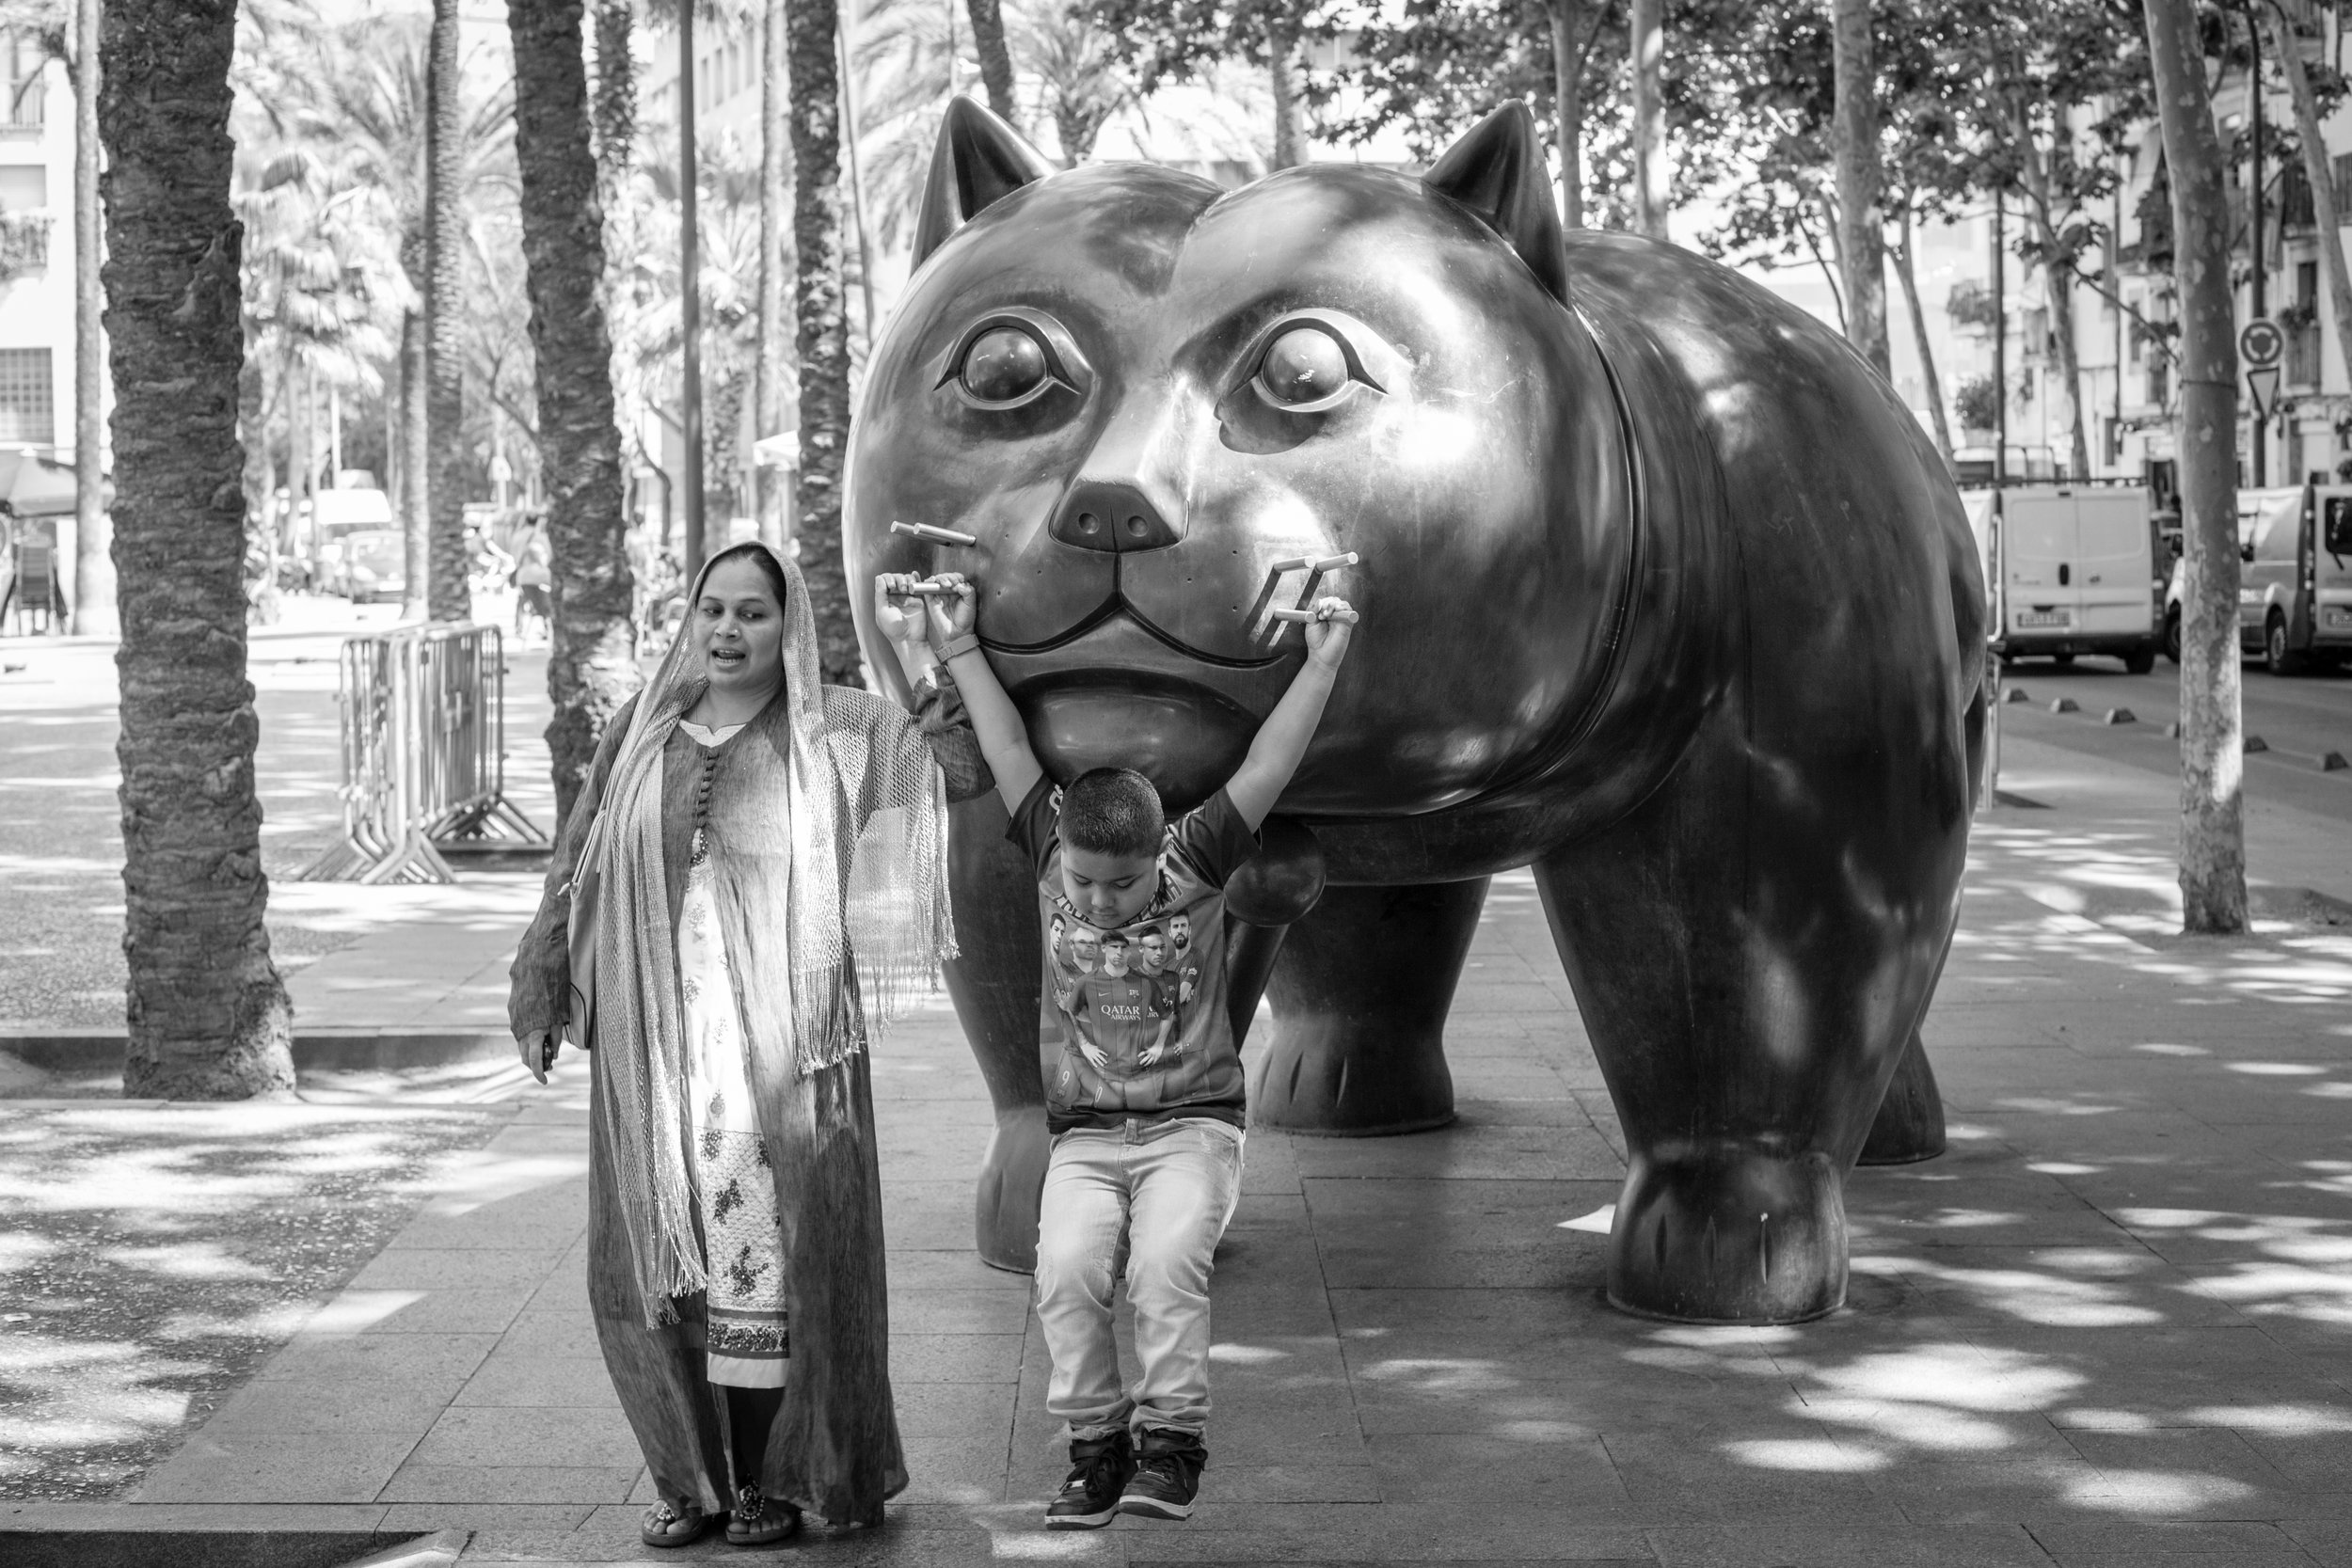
[1257,328,1348,407]
[961,327,1048,404]
[1247,315,1388,415]
[941,310,1089,412]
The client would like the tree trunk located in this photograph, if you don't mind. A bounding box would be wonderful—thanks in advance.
[678,0,706,577]
[2144,0,2248,935]
[592,0,634,232]
[2266,3,2352,421]
[398,302,429,618]
[1831,0,1889,376]
[964,0,1016,123]
[1548,0,1585,229]
[424,0,469,622]
[1629,0,1665,239]
[1268,24,1305,171]
[756,0,787,546]
[99,0,294,1098]
[508,0,642,823]
[71,0,113,636]
[2017,132,2092,481]
[786,0,861,685]
[291,352,314,582]
[1891,211,1953,458]
[238,328,279,625]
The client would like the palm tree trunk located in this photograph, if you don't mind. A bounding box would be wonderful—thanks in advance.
[678,0,706,577]
[1831,0,1889,376]
[71,0,113,636]
[99,0,294,1098]
[1548,0,1585,229]
[1629,0,1665,239]
[1268,23,1304,171]
[756,0,786,546]
[425,0,469,622]
[509,0,642,823]
[399,301,429,618]
[2144,0,2247,935]
[786,0,861,685]
[964,0,1016,123]
[1891,211,1952,459]
[2265,3,2352,437]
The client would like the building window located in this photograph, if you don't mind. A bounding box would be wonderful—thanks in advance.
[0,36,41,130]
[0,346,52,444]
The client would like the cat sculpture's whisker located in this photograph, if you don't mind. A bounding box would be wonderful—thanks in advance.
[898,582,952,595]
[892,520,978,546]
[1268,551,1359,574]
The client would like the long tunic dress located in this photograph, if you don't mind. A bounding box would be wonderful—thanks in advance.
[508,677,991,1525]
[675,719,791,1388]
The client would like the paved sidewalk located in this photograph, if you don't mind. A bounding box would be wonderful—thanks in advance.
[9,734,2352,1565]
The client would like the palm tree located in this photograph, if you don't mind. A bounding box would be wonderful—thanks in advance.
[424,0,468,620]
[786,0,860,683]
[508,0,641,819]
[99,0,294,1097]
[258,14,515,619]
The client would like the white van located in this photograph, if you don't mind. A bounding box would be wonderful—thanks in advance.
[2167,485,2352,672]
[1986,484,2162,672]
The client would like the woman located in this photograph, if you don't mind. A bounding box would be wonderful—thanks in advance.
[509,543,986,1546]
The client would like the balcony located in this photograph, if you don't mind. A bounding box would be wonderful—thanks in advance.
[0,210,51,279]
[0,78,41,135]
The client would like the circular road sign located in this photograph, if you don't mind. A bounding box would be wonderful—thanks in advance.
[2240,317,2284,368]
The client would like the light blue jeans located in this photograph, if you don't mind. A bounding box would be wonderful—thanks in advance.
[1033,1117,1244,1438]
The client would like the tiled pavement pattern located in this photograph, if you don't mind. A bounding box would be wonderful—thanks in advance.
[8,734,2352,1565]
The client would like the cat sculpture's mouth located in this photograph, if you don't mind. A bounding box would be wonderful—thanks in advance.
[979,597,1302,812]
[977,592,1288,670]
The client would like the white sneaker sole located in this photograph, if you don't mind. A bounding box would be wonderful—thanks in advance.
[1120,1494,1194,1520]
[1044,1504,1120,1529]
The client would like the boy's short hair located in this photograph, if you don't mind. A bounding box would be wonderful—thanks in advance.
[1061,768,1165,859]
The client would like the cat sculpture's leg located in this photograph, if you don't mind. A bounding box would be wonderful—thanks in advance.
[1248,879,1488,1136]
[1531,729,1964,1323]
[940,792,1048,1273]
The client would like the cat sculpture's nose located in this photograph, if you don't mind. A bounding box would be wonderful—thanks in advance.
[1049,480,1183,554]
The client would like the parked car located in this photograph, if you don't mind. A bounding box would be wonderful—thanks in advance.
[338,528,406,605]
[309,488,396,596]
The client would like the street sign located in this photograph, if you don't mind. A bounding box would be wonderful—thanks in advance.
[2241,317,2285,368]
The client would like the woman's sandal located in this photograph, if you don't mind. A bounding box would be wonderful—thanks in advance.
[640,1499,716,1548]
[727,1481,803,1545]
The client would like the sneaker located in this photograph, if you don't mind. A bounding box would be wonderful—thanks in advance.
[1045,1430,1135,1529]
[1120,1426,1205,1520]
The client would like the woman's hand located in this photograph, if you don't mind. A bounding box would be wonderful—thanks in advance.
[924,573,978,645]
[872,574,932,645]
[518,1029,556,1085]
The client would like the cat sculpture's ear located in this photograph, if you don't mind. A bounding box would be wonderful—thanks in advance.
[1422,103,1571,308]
[913,95,1056,268]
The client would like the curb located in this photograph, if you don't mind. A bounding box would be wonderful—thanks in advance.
[0,1029,513,1074]
[0,1525,464,1568]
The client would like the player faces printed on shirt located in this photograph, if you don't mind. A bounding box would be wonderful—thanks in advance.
[1012,781,1260,1129]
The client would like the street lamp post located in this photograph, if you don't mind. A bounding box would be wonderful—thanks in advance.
[679,1,706,579]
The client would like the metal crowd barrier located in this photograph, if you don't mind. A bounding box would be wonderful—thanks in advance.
[297,622,546,884]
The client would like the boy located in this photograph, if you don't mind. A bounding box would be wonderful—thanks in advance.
[904,569,1358,1528]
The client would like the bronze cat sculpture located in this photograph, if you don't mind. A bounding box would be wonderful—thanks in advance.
[847,98,1985,1323]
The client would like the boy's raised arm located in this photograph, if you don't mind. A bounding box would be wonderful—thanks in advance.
[914,572,1044,814]
[1225,598,1358,832]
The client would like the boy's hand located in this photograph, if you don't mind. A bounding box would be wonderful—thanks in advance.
[1302,596,1358,670]
[873,574,931,645]
[925,573,978,645]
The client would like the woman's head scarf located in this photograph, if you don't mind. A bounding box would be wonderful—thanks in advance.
[583,543,954,1320]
